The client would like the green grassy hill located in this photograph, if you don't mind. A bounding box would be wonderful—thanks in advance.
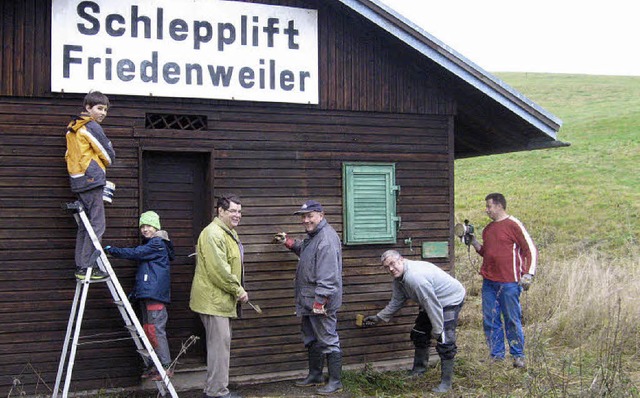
[344,74,640,397]
[454,73,640,258]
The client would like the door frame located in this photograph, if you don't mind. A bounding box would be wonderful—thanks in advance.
[137,144,215,364]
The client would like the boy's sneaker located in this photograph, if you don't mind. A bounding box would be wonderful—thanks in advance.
[150,366,174,381]
[75,268,109,281]
[141,366,156,379]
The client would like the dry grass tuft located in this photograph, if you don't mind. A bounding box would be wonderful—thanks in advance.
[528,248,640,351]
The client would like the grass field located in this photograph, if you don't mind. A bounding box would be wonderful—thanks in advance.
[345,73,640,397]
[455,73,639,258]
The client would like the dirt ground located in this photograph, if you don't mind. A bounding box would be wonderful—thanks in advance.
[180,380,354,398]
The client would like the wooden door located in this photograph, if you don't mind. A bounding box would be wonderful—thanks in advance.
[142,150,210,365]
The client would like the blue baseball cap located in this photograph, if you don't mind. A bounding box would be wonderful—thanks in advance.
[294,200,324,214]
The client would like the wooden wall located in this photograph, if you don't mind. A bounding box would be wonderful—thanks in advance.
[0,0,457,395]
[0,0,454,115]
[0,0,51,97]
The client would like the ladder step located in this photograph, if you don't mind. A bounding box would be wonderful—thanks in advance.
[137,349,151,358]
[125,324,139,333]
[63,201,82,211]
[76,277,111,284]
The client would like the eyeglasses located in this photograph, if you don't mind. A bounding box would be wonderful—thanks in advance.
[381,259,401,269]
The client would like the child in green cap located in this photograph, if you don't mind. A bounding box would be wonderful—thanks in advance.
[105,211,175,380]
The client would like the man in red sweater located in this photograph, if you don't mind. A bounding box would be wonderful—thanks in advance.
[471,193,537,368]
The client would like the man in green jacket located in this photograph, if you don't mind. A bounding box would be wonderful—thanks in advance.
[190,194,248,398]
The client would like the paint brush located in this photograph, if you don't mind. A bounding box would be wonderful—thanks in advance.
[248,301,262,314]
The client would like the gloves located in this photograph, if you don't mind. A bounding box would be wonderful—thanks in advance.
[519,274,533,291]
[273,232,294,249]
[362,315,381,327]
[272,232,287,244]
[312,298,327,315]
[104,245,112,253]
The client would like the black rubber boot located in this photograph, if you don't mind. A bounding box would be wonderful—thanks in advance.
[408,347,429,377]
[295,343,324,387]
[432,359,454,393]
[317,351,343,395]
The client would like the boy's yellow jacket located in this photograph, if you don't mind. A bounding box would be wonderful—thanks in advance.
[190,217,246,318]
[65,115,115,193]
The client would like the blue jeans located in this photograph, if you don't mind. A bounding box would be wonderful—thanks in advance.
[482,279,524,359]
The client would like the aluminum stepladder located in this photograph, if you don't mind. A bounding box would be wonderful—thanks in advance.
[52,201,178,398]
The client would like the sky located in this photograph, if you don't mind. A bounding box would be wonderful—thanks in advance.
[379,0,640,76]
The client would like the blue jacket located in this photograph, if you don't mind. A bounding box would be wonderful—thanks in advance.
[289,219,343,316]
[107,230,175,304]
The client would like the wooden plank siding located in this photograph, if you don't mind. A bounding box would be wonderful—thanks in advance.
[0,0,455,115]
[0,98,453,393]
[0,0,458,395]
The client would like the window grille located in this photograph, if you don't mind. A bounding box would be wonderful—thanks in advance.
[145,113,207,130]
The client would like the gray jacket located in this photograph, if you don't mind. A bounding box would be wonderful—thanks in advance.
[290,219,343,315]
[377,260,465,335]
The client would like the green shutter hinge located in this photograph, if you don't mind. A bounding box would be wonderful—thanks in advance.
[394,216,401,230]
[392,185,401,194]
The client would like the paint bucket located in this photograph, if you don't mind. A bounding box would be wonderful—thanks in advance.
[102,181,116,203]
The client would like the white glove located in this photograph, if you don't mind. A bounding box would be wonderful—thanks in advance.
[519,274,533,291]
[272,232,287,244]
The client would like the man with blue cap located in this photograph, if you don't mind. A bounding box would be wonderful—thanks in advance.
[273,200,343,395]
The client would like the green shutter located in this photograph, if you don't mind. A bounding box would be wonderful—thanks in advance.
[342,163,399,245]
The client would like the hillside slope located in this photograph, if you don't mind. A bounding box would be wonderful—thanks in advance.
[454,73,640,258]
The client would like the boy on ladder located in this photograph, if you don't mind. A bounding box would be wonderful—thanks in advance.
[64,91,115,281]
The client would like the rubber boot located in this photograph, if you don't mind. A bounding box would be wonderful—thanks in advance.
[432,359,454,393]
[408,347,429,377]
[317,351,343,395]
[295,343,324,387]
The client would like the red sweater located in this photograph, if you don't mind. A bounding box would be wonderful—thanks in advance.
[477,216,537,283]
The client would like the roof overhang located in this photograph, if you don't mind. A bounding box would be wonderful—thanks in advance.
[336,0,569,158]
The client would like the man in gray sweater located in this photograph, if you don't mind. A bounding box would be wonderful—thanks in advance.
[363,250,465,393]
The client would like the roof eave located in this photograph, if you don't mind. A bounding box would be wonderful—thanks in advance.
[456,140,571,159]
[336,0,563,139]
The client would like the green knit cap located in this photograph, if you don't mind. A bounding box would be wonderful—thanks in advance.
[139,211,161,230]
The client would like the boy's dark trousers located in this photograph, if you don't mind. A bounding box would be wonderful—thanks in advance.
[75,186,105,269]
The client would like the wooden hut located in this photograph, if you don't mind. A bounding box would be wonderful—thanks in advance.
[0,0,565,395]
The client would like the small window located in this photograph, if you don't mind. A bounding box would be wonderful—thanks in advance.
[342,163,400,245]
[145,113,207,130]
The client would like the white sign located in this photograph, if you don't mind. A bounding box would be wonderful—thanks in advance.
[51,0,318,104]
